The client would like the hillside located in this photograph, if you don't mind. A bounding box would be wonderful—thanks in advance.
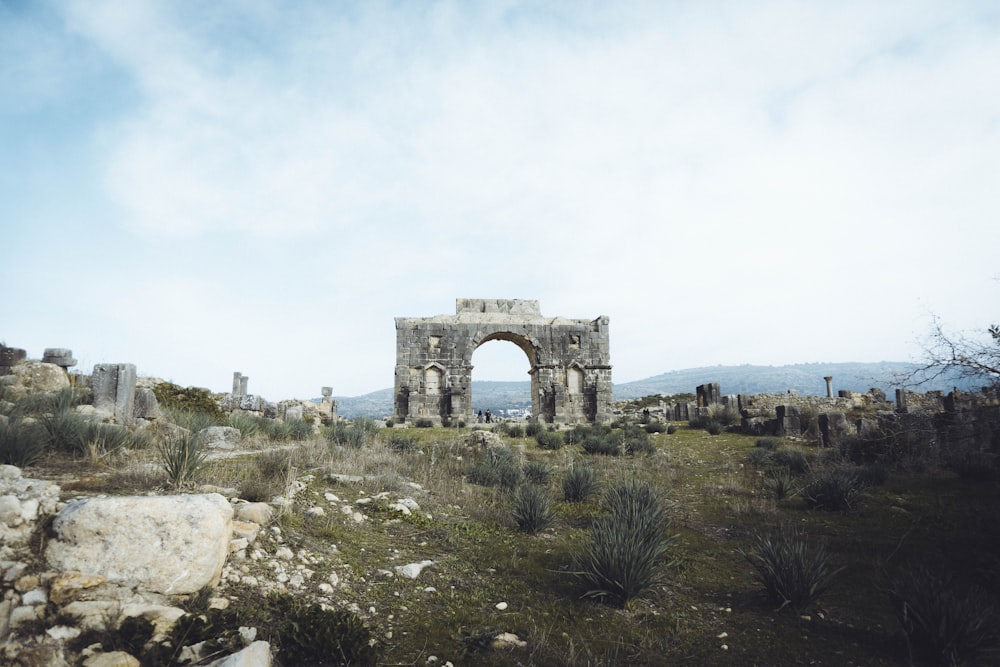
[334,361,977,419]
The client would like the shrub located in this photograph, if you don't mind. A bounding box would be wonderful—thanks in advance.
[534,429,564,450]
[386,435,416,452]
[524,460,553,485]
[581,433,620,456]
[415,418,434,428]
[883,563,1000,666]
[153,382,224,421]
[704,419,724,435]
[525,420,542,437]
[158,432,208,487]
[765,467,796,500]
[284,417,314,441]
[709,404,741,427]
[327,420,375,449]
[644,421,667,434]
[755,437,781,450]
[165,408,219,434]
[840,418,936,469]
[770,449,811,474]
[468,447,522,489]
[238,450,293,502]
[945,449,999,482]
[227,412,265,439]
[623,426,655,455]
[747,447,773,467]
[802,468,867,511]
[512,483,553,534]
[0,421,48,466]
[574,480,675,607]
[562,463,599,502]
[666,423,678,434]
[741,523,844,611]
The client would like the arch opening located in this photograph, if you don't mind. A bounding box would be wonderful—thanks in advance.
[471,338,533,422]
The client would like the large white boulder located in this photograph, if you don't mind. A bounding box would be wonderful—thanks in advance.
[46,494,233,595]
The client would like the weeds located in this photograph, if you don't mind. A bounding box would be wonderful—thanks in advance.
[883,563,1000,666]
[0,420,47,466]
[741,523,844,611]
[562,463,600,502]
[574,480,675,607]
[802,468,867,511]
[467,446,522,489]
[158,432,208,487]
[512,483,553,533]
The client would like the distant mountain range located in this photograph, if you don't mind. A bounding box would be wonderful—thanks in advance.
[332,361,980,419]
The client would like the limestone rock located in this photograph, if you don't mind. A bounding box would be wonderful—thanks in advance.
[5,360,70,398]
[83,651,141,667]
[395,560,434,579]
[465,430,506,449]
[206,640,272,667]
[46,494,233,594]
[197,426,242,449]
[132,388,162,420]
[0,466,62,555]
[233,502,274,525]
[49,571,107,604]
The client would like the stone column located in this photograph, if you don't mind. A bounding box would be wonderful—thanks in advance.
[0,345,27,376]
[92,363,137,424]
[239,376,249,396]
[43,348,77,370]
[232,372,243,396]
[824,376,833,398]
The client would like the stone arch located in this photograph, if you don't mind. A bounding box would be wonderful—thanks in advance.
[393,299,612,425]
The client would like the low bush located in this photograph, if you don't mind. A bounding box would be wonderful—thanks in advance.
[667,423,678,434]
[802,468,867,511]
[945,448,999,482]
[468,447,522,489]
[765,467,796,500]
[512,483,553,534]
[574,480,675,607]
[414,418,434,428]
[562,463,600,502]
[582,433,620,456]
[0,421,48,466]
[525,420,542,437]
[535,429,564,450]
[883,563,1000,667]
[524,460,553,485]
[755,437,781,450]
[644,421,668,434]
[770,449,811,474]
[741,523,844,611]
[158,432,208,487]
[153,382,224,421]
[327,420,377,448]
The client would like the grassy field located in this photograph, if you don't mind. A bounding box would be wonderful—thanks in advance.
[22,413,1000,666]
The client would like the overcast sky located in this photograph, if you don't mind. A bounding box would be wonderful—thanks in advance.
[2,0,998,400]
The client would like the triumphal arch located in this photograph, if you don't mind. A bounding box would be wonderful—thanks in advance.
[393,299,612,425]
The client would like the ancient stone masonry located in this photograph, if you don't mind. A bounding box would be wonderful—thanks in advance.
[91,363,137,424]
[394,299,612,425]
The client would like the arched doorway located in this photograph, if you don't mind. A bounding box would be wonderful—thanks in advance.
[471,334,534,422]
[393,299,612,425]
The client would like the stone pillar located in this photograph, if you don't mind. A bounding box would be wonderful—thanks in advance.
[232,372,243,396]
[696,383,721,407]
[775,405,801,436]
[43,348,77,370]
[895,388,907,412]
[824,376,833,398]
[0,345,27,376]
[240,376,249,396]
[92,364,137,424]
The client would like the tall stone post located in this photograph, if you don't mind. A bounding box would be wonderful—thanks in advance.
[824,376,833,398]
[240,376,249,396]
[92,363,137,424]
[232,372,243,396]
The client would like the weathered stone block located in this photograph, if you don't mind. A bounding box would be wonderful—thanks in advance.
[46,494,233,595]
